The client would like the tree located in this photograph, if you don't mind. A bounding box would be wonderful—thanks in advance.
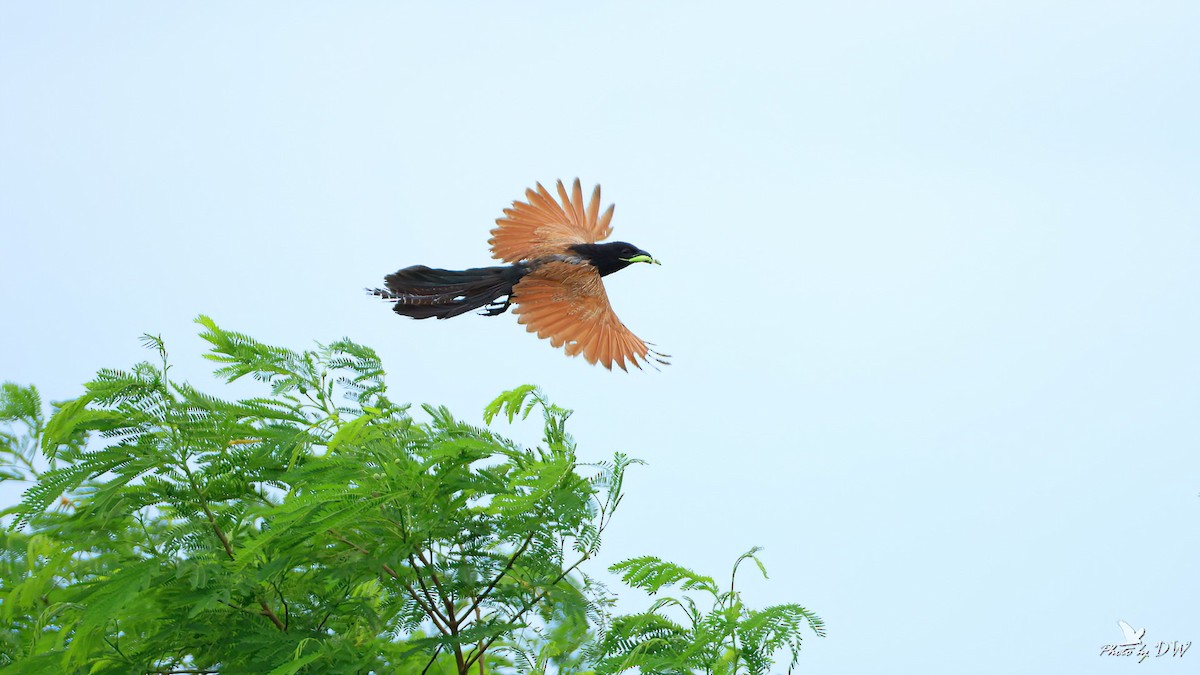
[1,318,822,673]
[592,550,824,674]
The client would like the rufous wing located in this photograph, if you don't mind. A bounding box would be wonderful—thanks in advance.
[489,179,615,263]
[512,262,664,371]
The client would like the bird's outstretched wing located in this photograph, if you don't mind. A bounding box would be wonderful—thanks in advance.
[512,261,666,371]
[489,179,615,262]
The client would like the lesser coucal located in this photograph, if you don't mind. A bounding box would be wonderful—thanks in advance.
[372,179,667,371]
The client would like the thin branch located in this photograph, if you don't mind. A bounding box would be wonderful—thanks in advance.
[409,552,454,633]
[316,584,349,633]
[191,474,284,630]
[421,643,444,675]
[217,597,283,631]
[462,551,592,671]
[200,500,236,560]
[272,580,290,630]
[317,607,335,633]
[102,633,125,659]
[409,544,467,672]
[329,530,401,578]
[416,548,456,620]
[135,512,164,559]
[329,529,452,634]
[476,605,486,675]
[258,595,286,630]
[456,534,535,625]
[5,438,42,477]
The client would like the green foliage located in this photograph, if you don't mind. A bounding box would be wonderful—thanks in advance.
[0,319,822,673]
[594,548,826,674]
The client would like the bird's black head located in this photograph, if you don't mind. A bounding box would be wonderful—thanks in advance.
[568,241,660,277]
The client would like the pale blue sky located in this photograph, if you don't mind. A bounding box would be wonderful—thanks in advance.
[2,2,1198,672]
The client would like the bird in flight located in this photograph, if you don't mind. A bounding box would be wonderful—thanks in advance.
[372,179,667,371]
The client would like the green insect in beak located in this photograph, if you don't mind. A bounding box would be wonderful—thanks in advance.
[622,254,661,265]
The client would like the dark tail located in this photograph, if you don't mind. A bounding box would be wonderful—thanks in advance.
[370,264,529,319]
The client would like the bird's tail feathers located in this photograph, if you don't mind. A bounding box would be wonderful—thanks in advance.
[370,265,528,319]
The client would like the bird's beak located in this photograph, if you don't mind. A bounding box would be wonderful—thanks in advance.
[622,252,661,265]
